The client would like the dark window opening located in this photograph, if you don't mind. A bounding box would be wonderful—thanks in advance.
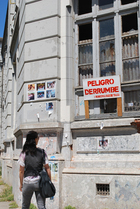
[79,24,92,42]
[78,23,93,86]
[12,141,15,151]
[100,18,114,39]
[96,184,110,195]
[124,90,140,112]
[100,99,117,113]
[99,0,114,10]
[122,13,138,33]
[121,0,137,5]
[16,136,23,149]
[78,0,92,15]
[79,65,93,86]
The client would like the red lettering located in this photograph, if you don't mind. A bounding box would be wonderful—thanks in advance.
[110,79,114,84]
[93,89,96,94]
[111,87,114,93]
[114,86,119,92]
[104,87,111,93]
[106,79,110,85]
[87,81,92,87]
[85,89,89,95]
[101,80,104,85]
[89,89,93,95]
[92,81,96,86]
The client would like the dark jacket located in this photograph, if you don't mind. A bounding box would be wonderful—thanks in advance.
[24,148,44,178]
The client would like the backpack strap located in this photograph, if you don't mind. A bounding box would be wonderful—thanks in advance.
[42,149,45,164]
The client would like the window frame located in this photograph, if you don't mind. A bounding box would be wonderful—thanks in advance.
[74,0,140,118]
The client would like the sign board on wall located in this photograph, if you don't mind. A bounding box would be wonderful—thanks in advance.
[83,75,121,100]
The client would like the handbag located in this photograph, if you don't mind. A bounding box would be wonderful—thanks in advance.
[39,150,56,198]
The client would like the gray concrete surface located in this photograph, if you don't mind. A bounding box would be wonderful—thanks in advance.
[0,202,10,209]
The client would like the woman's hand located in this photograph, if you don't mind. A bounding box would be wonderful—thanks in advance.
[19,184,23,192]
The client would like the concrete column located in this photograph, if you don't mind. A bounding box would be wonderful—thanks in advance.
[60,0,75,122]
[138,1,140,67]
[115,12,122,81]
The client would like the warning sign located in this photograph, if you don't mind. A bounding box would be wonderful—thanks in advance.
[83,75,121,100]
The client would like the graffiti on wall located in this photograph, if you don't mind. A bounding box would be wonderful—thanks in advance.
[37,133,57,155]
[115,180,140,202]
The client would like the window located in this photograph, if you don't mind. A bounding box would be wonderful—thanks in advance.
[78,0,92,15]
[79,23,93,86]
[121,0,137,5]
[99,0,114,10]
[124,90,140,112]
[122,13,139,82]
[96,184,110,195]
[75,1,140,118]
[122,13,137,33]
[99,18,115,77]
[100,99,117,113]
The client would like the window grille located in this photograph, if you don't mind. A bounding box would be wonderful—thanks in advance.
[99,18,115,77]
[122,13,139,82]
[124,90,140,112]
[96,184,110,195]
[78,24,93,86]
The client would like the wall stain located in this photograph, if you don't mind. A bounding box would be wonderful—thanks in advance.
[115,180,140,202]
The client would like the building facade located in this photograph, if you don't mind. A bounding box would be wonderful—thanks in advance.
[1,0,140,208]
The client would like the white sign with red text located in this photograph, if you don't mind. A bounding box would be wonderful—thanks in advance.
[83,75,121,100]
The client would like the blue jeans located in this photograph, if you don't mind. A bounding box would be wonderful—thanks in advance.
[22,182,46,209]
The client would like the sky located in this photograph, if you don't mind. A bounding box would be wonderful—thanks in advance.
[0,0,8,37]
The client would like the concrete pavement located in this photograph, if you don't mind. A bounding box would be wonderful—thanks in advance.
[0,202,10,209]
[0,201,21,209]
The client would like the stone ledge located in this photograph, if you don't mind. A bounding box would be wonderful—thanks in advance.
[62,167,140,175]
[71,118,135,130]
[1,157,11,160]
[7,164,12,168]
[14,122,64,136]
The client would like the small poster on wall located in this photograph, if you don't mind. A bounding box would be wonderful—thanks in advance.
[37,91,45,99]
[99,139,108,148]
[28,84,35,91]
[49,162,58,182]
[46,102,53,111]
[37,83,45,91]
[46,80,56,98]
[47,81,56,89]
[28,92,35,101]
[46,89,55,98]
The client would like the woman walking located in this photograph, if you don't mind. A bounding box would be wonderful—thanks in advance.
[18,131,51,209]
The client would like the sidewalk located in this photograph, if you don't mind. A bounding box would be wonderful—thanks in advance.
[0,202,10,209]
[0,181,21,209]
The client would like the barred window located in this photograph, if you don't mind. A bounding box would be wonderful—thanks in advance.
[122,13,139,82]
[78,23,93,86]
[99,18,115,77]
[124,90,140,112]
[96,184,110,195]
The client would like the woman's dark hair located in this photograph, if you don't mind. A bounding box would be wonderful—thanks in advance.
[22,131,38,155]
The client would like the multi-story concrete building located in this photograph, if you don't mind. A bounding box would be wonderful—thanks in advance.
[0,37,3,154]
[1,0,140,208]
